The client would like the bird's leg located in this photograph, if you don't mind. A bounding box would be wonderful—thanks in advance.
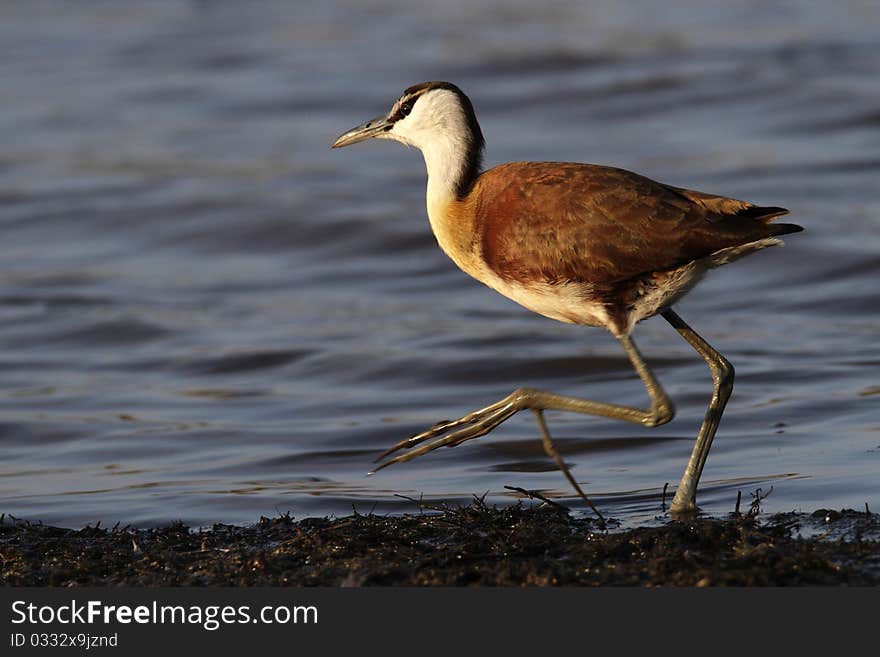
[661,308,734,515]
[372,334,675,515]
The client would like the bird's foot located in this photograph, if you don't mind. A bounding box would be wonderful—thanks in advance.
[370,391,606,522]
[370,396,521,474]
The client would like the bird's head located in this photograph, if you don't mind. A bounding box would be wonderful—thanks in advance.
[332,81,485,198]
[331,81,483,155]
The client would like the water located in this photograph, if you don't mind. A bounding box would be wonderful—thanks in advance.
[1,0,877,528]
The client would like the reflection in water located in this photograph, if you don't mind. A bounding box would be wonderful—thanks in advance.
[0,1,878,528]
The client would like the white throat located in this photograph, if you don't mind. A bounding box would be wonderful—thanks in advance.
[422,135,471,217]
[385,89,476,214]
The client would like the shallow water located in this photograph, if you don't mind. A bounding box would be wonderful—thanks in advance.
[1,0,877,528]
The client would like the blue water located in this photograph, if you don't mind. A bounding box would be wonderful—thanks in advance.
[0,0,877,528]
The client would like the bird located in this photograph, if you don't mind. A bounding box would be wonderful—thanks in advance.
[331,80,802,517]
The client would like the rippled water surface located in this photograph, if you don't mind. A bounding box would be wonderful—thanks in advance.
[1,0,878,528]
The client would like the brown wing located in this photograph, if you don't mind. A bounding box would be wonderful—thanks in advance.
[473,162,800,285]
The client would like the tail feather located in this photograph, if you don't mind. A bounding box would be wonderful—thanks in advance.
[737,205,790,222]
[737,204,802,237]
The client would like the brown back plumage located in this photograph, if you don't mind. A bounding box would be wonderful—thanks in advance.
[471,162,802,286]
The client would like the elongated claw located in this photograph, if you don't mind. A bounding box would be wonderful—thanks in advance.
[375,397,515,461]
[372,402,519,473]
[374,418,458,462]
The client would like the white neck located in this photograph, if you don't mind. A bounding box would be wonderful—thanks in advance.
[422,135,471,219]
[384,88,480,221]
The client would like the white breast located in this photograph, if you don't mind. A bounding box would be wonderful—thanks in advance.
[481,275,612,328]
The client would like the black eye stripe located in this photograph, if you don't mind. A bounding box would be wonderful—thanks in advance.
[391,95,420,122]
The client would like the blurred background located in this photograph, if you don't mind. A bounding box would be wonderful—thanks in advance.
[0,0,877,528]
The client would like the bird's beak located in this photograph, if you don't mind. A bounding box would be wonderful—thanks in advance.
[331,114,392,149]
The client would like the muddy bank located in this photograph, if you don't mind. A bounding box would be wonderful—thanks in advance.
[2,503,878,586]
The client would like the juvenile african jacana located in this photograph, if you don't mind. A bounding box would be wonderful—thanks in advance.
[332,81,802,517]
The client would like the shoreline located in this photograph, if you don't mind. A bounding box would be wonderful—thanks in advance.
[2,504,878,586]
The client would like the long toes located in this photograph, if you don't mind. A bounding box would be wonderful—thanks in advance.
[373,406,517,471]
[447,404,518,448]
[375,400,514,462]
[372,433,466,472]
[374,418,463,462]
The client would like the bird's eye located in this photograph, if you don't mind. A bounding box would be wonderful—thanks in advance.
[400,102,412,116]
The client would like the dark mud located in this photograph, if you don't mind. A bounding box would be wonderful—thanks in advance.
[2,503,878,586]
